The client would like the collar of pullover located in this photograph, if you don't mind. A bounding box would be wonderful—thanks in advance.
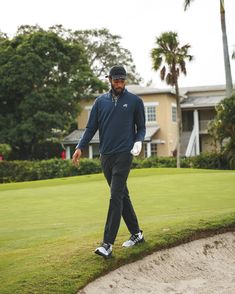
[110,88,126,100]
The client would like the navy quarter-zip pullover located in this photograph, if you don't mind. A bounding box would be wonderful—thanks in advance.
[76,89,146,155]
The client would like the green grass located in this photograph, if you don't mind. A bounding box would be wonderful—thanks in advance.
[0,168,235,294]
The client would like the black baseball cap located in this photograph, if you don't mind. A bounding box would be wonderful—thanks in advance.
[106,65,127,80]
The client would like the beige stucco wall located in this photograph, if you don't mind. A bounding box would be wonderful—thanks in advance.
[139,93,177,157]
[77,99,94,129]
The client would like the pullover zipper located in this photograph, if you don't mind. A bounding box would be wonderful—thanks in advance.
[112,96,118,107]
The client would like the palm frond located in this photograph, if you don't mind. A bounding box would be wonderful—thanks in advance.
[151,31,193,87]
[160,66,166,81]
[184,0,194,11]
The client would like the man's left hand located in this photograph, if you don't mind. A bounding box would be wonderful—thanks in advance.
[130,141,142,156]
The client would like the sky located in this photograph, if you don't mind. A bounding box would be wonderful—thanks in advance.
[1,0,235,88]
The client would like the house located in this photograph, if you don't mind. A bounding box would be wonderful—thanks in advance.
[62,84,234,159]
[180,85,235,156]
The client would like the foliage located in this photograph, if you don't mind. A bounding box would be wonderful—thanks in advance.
[0,27,105,159]
[189,152,228,170]
[0,158,102,183]
[1,153,234,183]
[151,32,192,87]
[49,26,142,84]
[132,156,177,168]
[0,144,12,159]
[209,94,235,168]
[151,31,193,168]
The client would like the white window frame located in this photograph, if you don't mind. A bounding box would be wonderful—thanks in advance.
[171,103,177,123]
[144,102,158,124]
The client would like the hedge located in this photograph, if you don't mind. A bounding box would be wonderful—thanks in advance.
[0,158,102,183]
[0,152,232,183]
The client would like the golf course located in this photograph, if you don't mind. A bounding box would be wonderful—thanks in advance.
[0,168,235,294]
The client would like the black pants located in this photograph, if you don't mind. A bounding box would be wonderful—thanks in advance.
[101,152,140,244]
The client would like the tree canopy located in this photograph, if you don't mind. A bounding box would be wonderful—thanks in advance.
[0,28,104,159]
[71,28,142,84]
[210,94,235,148]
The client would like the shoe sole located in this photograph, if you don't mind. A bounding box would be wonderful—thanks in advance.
[95,249,112,259]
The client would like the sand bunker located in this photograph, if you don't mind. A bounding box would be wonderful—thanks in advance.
[78,232,235,294]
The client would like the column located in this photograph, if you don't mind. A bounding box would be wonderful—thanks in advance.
[89,145,93,159]
[147,142,151,158]
[194,109,200,155]
[65,146,71,160]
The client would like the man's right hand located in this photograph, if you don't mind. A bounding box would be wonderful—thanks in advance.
[72,148,82,165]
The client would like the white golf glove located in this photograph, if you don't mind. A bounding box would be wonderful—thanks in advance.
[130,141,142,156]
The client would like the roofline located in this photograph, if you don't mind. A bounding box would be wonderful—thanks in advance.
[181,84,235,94]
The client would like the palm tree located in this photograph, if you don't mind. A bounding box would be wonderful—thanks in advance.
[151,32,193,168]
[184,0,233,97]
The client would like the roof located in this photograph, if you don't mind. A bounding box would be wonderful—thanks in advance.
[180,95,226,109]
[180,84,235,95]
[62,129,99,145]
[126,85,176,95]
[145,126,160,141]
[180,84,235,109]
[62,126,160,145]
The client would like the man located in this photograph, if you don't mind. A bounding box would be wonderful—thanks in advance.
[72,65,146,258]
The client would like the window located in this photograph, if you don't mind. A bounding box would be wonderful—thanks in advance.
[144,102,158,123]
[151,143,158,156]
[145,106,157,123]
[172,106,177,122]
[143,143,158,157]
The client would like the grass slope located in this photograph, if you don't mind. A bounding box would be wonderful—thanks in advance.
[0,168,235,294]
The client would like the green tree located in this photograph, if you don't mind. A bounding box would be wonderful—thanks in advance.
[49,26,142,84]
[151,32,193,168]
[0,29,104,159]
[209,94,235,168]
[184,0,233,97]
[0,144,12,159]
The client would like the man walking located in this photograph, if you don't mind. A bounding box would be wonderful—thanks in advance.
[72,65,146,258]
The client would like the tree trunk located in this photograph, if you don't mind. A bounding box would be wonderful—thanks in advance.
[220,0,233,97]
[175,80,182,168]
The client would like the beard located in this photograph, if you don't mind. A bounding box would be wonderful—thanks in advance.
[111,84,125,96]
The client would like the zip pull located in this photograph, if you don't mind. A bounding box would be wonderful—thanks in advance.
[113,97,118,107]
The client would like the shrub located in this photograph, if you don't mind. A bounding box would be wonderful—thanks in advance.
[0,158,102,183]
[0,153,233,184]
[140,156,177,168]
[189,152,227,169]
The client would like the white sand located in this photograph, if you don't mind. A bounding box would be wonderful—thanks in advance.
[78,232,235,294]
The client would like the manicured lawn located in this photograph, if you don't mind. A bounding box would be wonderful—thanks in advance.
[0,168,235,294]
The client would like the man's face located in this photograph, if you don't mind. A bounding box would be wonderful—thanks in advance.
[110,78,126,95]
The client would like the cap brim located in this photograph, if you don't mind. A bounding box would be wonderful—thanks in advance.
[111,75,126,80]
